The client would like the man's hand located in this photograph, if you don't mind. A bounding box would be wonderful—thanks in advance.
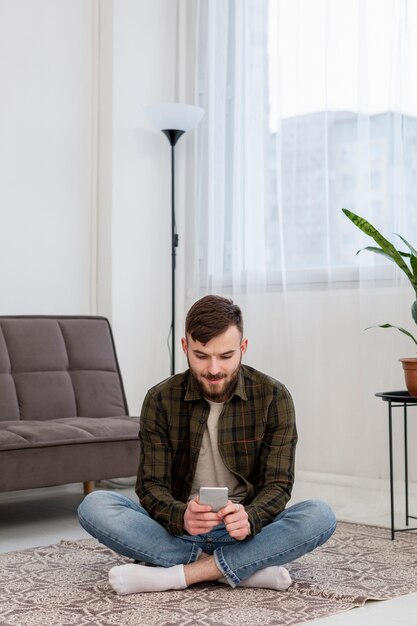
[183,498,222,535]
[183,499,250,540]
[218,501,250,540]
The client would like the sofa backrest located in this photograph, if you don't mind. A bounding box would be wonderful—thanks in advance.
[0,316,129,421]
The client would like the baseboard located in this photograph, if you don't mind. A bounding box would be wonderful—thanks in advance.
[296,469,417,496]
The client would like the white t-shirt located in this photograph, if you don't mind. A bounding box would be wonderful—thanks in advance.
[190,400,247,502]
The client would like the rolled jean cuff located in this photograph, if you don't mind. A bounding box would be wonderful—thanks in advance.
[187,542,203,563]
[214,547,240,587]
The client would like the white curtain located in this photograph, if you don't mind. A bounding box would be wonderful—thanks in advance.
[180,0,417,523]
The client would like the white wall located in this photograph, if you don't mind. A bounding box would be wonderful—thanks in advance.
[0,0,178,416]
[0,0,96,314]
[110,0,179,415]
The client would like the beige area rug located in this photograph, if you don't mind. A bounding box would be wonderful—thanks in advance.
[1,521,417,626]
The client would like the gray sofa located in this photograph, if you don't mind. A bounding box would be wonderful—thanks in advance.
[0,316,139,494]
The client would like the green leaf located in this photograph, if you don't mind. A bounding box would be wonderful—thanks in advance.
[356,246,412,261]
[395,234,417,257]
[410,256,417,278]
[395,236,417,284]
[359,246,413,259]
[412,301,417,326]
[365,323,417,346]
[342,209,414,283]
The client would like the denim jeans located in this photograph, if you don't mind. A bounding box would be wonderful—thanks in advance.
[78,491,336,587]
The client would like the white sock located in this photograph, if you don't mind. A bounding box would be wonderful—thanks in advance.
[109,563,187,595]
[220,565,292,591]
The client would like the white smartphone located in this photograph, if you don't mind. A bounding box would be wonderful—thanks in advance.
[199,487,229,512]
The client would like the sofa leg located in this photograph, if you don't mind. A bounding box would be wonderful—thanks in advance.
[83,481,95,495]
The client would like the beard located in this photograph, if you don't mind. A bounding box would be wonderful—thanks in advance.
[188,357,241,402]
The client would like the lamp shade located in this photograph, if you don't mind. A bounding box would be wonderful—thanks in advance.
[145,103,204,132]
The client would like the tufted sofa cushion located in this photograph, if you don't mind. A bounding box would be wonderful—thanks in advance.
[0,317,128,422]
[0,416,139,451]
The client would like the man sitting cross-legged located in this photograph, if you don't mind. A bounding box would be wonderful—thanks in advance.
[78,295,336,594]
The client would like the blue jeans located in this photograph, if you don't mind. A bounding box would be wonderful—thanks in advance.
[78,491,336,587]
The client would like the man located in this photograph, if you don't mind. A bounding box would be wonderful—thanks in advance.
[78,295,336,594]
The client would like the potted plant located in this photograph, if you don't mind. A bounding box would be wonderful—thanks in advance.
[342,208,417,395]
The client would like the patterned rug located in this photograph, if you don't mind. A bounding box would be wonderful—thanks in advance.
[1,521,416,626]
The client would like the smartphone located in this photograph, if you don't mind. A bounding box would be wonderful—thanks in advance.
[199,487,229,512]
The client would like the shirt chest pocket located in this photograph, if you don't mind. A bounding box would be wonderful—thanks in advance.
[219,429,265,477]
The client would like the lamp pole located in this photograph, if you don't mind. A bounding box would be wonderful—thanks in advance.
[162,129,185,375]
[145,104,204,376]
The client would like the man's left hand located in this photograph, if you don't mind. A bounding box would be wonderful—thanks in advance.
[218,501,250,540]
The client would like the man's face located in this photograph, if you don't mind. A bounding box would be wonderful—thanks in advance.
[181,325,248,402]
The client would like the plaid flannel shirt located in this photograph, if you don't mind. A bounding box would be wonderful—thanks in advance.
[136,364,297,537]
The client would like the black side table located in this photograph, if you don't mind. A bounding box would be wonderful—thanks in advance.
[376,391,417,539]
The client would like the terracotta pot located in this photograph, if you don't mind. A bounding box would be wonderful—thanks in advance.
[399,358,417,396]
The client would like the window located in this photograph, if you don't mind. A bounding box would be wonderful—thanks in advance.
[265,0,417,276]
[195,1,417,290]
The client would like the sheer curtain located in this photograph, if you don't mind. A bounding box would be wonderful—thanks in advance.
[180,0,417,523]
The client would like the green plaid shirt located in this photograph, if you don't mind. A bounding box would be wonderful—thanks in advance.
[136,364,297,537]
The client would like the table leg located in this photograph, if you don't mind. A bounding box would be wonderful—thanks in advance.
[388,401,395,540]
[404,404,409,526]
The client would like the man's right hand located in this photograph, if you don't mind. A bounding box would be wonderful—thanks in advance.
[183,497,222,535]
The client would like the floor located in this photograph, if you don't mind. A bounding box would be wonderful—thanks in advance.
[1,477,416,625]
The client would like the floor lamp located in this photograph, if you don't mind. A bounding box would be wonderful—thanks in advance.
[145,103,204,375]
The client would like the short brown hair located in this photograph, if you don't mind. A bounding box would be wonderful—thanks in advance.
[185,295,243,344]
